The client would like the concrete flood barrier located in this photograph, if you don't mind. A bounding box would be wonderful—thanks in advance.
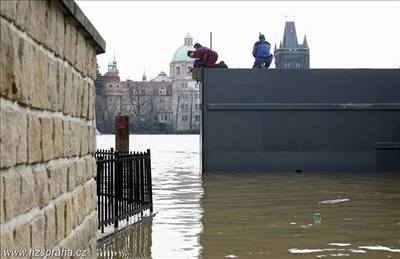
[201,69,400,172]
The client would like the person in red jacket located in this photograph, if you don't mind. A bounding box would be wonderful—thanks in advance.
[187,43,219,68]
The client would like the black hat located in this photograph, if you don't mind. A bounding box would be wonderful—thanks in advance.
[193,43,202,48]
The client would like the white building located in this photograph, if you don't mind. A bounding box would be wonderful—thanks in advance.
[170,34,201,132]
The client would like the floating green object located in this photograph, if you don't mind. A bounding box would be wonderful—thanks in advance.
[313,212,322,224]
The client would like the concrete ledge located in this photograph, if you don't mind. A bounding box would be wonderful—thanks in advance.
[207,103,400,111]
[61,0,105,54]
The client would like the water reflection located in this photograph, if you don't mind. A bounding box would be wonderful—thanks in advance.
[98,216,153,258]
[200,172,400,259]
[97,135,400,259]
[97,135,203,259]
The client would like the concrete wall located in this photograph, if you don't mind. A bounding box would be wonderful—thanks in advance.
[1,0,105,256]
[201,69,400,172]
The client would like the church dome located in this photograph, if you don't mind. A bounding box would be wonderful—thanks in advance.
[171,33,194,63]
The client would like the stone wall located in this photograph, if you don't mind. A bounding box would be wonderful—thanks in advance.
[0,0,105,256]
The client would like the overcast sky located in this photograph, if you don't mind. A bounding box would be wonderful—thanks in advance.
[76,1,400,81]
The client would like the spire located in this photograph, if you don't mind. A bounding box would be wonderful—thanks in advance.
[302,35,308,48]
[142,67,146,81]
[282,21,299,48]
[274,43,277,52]
[184,33,193,46]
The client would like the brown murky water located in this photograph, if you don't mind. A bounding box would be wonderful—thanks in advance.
[97,135,400,258]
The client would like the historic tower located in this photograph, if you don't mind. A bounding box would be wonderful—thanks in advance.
[274,21,310,69]
[170,33,200,132]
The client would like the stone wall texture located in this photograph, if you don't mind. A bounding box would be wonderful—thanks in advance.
[0,0,105,257]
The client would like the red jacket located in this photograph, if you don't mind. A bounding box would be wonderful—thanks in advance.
[193,47,218,68]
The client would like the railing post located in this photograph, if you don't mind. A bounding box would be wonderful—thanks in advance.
[114,150,120,228]
[147,149,153,213]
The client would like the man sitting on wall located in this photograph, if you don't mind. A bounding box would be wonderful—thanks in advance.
[187,43,219,68]
[252,34,273,68]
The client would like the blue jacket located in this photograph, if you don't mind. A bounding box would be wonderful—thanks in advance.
[252,40,272,58]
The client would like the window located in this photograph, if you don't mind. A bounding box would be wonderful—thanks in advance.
[108,84,112,87]
[160,97,164,103]
[195,104,200,110]
[182,82,188,88]
[187,67,192,74]
[161,105,165,111]
[116,85,119,88]
[176,67,180,76]
[182,115,188,121]
[184,93,189,98]
[194,115,200,121]
[183,103,189,110]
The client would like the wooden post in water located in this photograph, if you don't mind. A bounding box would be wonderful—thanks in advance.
[115,116,129,152]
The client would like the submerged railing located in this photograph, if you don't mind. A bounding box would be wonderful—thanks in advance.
[95,148,153,233]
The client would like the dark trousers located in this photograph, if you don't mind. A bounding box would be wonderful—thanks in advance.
[253,56,273,68]
[205,53,218,68]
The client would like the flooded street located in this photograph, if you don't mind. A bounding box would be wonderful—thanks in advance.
[96,135,400,258]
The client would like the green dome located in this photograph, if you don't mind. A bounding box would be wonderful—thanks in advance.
[171,33,194,62]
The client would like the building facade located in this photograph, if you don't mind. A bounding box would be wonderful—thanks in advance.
[170,34,200,132]
[96,33,200,133]
[96,59,174,133]
[274,21,310,69]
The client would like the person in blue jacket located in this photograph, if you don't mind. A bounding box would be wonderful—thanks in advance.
[252,34,273,68]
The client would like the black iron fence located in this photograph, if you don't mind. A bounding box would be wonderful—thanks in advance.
[95,148,153,233]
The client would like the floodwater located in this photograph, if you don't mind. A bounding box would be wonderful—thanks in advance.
[96,135,400,259]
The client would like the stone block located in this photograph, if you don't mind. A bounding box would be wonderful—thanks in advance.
[81,81,89,118]
[88,47,97,80]
[44,0,56,52]
[80,124,89,156]
[32,167,49,208]
[78,188,87,223]
[65,196,75,236]
[44,204,56,249]
[0,176,4,224]
[31,47,50,110]
[59,167,68,195]
[76,77,83,117]
[53,118,64,158]
[76,33,87,74]
[31,214,45,249]
[88,84,95,120]
[0,108,27,168]
[0,0,17,21]
[15,0,30,30]
[67,162,76,192]
[64,66,73,115]
[15,35,34,106]
[41,117,54,162]
[0,19,18,101]
[47,58,58,111]
[56,62,66,112]
[28,0,47,45]
[18,168,36,215]
[54,2,65,59]
[3,170,21,221]
[88,125,96,153]
[55,199,65,243]
[64,19,77,66]
[72,193,80,227]
[75,160,86,187]
[47,165,64,200]
[0,227,15,251]
[63,120,72,157]
[85,181,96,215]
[71,122,81,156]
[71,73,79,117]
[28,114,42,163]
[14,222,31,250]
